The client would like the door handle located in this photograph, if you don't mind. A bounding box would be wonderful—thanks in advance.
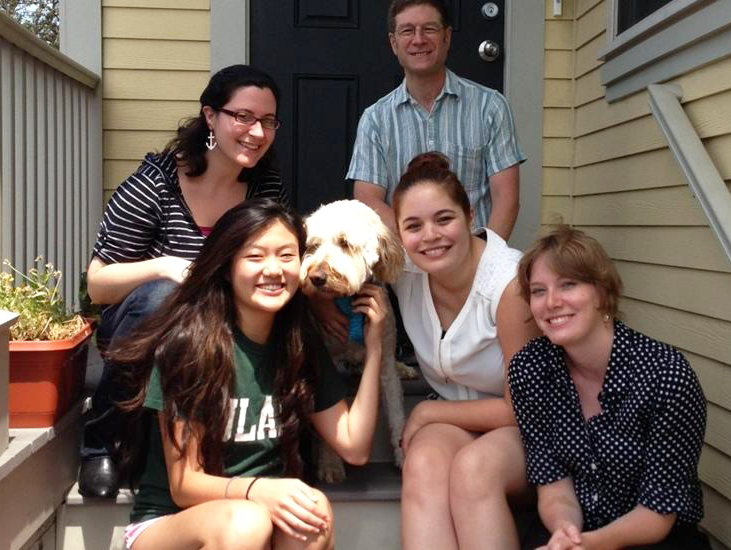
[478,40,500,62]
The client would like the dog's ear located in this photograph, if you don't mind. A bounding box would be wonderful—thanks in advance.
[373,229,405,284]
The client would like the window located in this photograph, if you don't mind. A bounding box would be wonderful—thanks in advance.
[600,0,731,101]
[617,0,674,34]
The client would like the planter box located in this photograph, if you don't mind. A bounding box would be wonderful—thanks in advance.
[8,321,94,428]
[0,311,19,452]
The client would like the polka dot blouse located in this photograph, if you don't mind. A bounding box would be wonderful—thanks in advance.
[508,321,706,530]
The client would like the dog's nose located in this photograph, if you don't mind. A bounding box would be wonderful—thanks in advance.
[309,273,327,287]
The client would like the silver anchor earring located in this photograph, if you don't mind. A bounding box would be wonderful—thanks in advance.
[205,130,217,151]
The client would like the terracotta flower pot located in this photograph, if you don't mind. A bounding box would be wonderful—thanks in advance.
[8,321,94,428]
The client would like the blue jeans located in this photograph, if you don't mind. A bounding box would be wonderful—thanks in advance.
[80,279,178,460]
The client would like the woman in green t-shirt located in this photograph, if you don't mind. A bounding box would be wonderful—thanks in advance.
[111,199,388,550]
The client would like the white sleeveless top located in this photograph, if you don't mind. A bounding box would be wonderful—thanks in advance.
[394,229,522,400]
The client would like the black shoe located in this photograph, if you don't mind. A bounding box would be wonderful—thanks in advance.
[78,456,120,498]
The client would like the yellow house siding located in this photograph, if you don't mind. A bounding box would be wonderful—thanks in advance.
[573,186,708,226]
[542,2,731,545]
[581,226,730,273]
[102,8,208,41]
[102,0,208,8]
[103,39,209,71]
[104,69,209,100]
[574,149,688,194]
[101,3,209,196]
[576,0,602,18]
[575,68,603,106]
[617,262,731,322]
[574,1,604,47]
[700,446,731,509]
[543,0,575,227]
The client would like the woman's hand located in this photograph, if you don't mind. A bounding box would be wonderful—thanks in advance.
[247,477,330,541]
[157,256,192,284]
[352,283,387,354]
[537,522,583,550]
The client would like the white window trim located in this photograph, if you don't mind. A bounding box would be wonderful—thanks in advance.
[599,0,731,102]
[601,0,709,59]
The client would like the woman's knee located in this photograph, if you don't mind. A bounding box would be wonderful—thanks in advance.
[214,500,274,548]
[402,440,452,493]
[310,490,335,550]
[450,429,526,500]
[310,489,333,526]
[129,279,178,314]
[272,490,334,550]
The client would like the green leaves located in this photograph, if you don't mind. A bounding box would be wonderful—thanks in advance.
[0,257,84,341]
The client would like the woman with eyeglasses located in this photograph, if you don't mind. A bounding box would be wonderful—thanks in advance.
[79,65,288,499]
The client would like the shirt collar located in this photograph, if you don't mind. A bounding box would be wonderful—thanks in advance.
[544,320,634,402]
[395,68,460,106]
[599,320,634,404]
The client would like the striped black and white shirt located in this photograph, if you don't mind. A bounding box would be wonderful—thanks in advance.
[92,152,288,264]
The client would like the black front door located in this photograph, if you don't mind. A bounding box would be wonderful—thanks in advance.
[251,0,506,214]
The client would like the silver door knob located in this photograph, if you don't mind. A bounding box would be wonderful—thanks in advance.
[478,40,500,62]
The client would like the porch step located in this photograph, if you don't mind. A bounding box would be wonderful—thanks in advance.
[59,462,402,550]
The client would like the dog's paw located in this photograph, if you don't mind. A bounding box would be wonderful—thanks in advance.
[318,460,347,484]
[395,361,419,380]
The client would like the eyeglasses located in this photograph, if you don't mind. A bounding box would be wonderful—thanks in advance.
[218,108,281,130]
[393,23,444,39]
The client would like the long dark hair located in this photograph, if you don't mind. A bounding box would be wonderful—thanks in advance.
[162,64,280,183]
[114,199,317,482]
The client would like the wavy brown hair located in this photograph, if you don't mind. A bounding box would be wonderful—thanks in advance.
[113,199,318,483]
[517,225,624,319]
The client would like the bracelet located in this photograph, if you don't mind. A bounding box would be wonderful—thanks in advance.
[224,477,236,499]
[245,476,261,500]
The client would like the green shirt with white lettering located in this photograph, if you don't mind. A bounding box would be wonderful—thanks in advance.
[130,325,345,522]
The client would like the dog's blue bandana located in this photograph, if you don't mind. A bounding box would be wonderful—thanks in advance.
[335,296,364,344]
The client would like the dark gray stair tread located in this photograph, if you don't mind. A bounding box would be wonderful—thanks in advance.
[316,462,401,502]
[401,376,431,395]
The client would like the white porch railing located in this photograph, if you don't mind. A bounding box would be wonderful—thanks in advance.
[647,83,731,265]
[0,12,101,310]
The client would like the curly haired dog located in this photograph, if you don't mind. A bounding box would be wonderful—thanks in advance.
[301,199,412,482]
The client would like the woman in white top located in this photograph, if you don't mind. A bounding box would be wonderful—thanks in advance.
[392,152,540,550]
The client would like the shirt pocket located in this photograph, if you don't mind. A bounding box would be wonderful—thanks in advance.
[440,142,486,191]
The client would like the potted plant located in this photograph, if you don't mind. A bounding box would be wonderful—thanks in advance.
[0,257,94,428]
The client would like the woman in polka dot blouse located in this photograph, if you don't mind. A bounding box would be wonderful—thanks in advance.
[508,226,710,549]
